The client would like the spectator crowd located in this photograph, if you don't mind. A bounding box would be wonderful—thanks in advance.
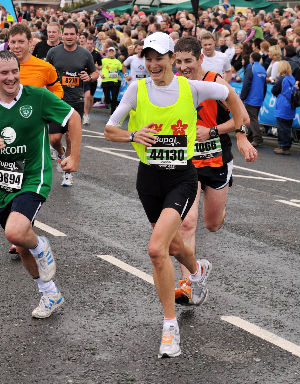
[1,2,300,151]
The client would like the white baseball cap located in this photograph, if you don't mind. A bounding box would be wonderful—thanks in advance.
[142,32,174,56]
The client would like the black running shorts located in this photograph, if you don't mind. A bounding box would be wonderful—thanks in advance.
[136,160,198,223]
[48,102,84,134]
[83,81,97,96]
[0,192,45,229]
[197,160,233,190]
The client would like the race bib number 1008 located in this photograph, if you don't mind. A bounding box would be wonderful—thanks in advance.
[146,135,187,170]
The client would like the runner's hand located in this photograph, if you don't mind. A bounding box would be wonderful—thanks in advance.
[61,156,79,172]
[125,75,132,83]
[196,125,210,142]
[0,138,5,149]
[79,71,91,82]
[237,135,258,162]
[132,123,158,147]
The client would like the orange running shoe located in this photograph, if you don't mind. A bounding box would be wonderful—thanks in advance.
[175,259,212,305]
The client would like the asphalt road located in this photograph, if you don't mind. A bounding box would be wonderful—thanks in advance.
[1,109,299,384]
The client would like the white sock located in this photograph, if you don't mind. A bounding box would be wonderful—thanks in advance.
[190,260,202,282]
[163,317,178,329]
[35,278,57,295]
[29,236,45,257]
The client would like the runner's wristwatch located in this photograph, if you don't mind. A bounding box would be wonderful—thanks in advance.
[235,125,247,134]
[130,131,137,142]
[209,126,219,139]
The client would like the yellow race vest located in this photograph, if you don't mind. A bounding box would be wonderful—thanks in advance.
[101,58,122,83]
[128,76,196,168]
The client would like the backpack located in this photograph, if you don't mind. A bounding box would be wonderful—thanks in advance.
[291,88,300,109]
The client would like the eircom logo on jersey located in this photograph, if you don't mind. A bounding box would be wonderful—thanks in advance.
[0,127,27,155]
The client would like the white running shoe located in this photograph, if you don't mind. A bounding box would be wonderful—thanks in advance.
[32,289,64,319]
[190,259,212,305]
[61,172,73,187]
[50,147,58,160]
[82,114,89,125]
[158,325,181,358]
[175,259,212,305]
[35,237,56,282]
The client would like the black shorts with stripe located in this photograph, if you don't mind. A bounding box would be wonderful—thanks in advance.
[0,192,45,229]
[136,160,198,223]
[197,160,233,190]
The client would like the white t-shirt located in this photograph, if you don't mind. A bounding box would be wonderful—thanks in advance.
[224,46,235,62]
[202,51,232,76]
[267,61,279,82]
[123,54,148,83]
[107,76,229,126]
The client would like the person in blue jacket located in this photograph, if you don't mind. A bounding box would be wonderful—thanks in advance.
[271,61,296,155]
[240,52,267,147]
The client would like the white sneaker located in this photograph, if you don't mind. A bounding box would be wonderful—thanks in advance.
[50,147,57,160]
[61,172,73,187]
[158,325,181,358]
[32,289,64,319]
[175,259,212,305]
[190,259,212,305]
[82,114,89,125]
[35,237,56,282]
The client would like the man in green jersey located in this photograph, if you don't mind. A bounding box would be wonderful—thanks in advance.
[0,51,82,318]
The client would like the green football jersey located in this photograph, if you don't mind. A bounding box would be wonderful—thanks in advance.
[0,85,72,208]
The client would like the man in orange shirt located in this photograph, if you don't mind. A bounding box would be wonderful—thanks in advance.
[8,24,63,98]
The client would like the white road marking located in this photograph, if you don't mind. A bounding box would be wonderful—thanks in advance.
[35,220,67,237]
[103,148,136,152]
[82,135,105,139]
[234,175,286,182]
[291,199,300,203]
[221,316,300,357]
[98,253,298,357]
[97,254,154,284]
[86,145,299,184]
[86,146,139,161]
[82,129,104,135]
[275,200,300,208]
[233,165,300,183]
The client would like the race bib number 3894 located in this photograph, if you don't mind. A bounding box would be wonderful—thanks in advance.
[0,160,24,192]
[146,135,187,170]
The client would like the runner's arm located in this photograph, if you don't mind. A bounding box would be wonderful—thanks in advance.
[218,81,257,162]
[61,110,82,172]
[190,80,243,130]
[221,87,257,162]
[105,83,157,145]
[196,77,249,141]
[224,83,244,131]
[223,69,232,83]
